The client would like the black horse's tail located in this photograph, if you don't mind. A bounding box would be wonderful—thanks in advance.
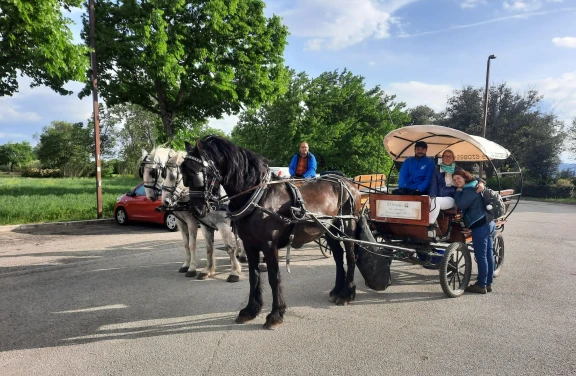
[354,215,392,291]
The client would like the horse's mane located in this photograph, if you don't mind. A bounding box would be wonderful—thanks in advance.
[200,136,271,192]
[149,147,186,166]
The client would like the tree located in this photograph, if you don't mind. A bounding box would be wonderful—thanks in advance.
[440,83,565,183]
[567,118,576,159]
[232,69,411,176]
[87,104,119,160]
[408,105,441,125]
[80,0,289,140]
[0,141,34,171]
[108,103,161,175]
[0,0,89,97]
[35,121,92,176]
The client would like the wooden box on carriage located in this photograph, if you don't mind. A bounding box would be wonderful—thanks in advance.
[368,194,466,243]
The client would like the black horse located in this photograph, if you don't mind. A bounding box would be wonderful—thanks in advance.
[180,137,362,329]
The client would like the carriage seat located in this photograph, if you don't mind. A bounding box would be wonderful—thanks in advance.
[353,174,387,193]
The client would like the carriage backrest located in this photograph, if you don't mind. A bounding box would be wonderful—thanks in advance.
[353,174,386,192]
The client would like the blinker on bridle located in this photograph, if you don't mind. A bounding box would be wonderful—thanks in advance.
[184,149,222,212]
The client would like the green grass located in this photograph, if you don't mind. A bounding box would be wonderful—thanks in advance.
[0,175,141,225]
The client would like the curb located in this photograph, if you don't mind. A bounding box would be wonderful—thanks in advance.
[0,218,115,232]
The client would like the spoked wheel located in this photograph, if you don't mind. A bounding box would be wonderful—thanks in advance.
[315,236,331,258]
[440,242,472,298]
[493,231,504,277]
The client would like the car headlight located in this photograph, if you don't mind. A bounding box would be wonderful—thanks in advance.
[116,196,122,202]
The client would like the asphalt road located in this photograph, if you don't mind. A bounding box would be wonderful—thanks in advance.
[0,201,575,376]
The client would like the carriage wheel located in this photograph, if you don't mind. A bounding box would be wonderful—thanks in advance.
[439,242,472,298]
[493,231,504,278]
[315,236,331,258]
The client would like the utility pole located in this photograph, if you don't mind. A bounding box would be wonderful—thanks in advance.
[89,0,103,218]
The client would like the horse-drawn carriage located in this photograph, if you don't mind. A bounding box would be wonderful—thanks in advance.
[169,124,521,328]
[343,125,522,297]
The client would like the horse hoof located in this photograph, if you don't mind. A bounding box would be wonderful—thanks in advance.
[178,267,189,273]
[328,295,337,303]
[227,275,240,283]
[258,264,268,273]
[185,271,197,278]
[263,321,281,330]
[197,272,211,280]
[237,256,248,263]
[235,314,254,324]
[335,297,349,306]
[264,314,283,330]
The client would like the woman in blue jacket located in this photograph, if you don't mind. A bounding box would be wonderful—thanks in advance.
[453,169,495,294]
[428,149,484,227]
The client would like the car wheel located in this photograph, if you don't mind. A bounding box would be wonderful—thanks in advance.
[165,212,179,232]
[115,207,128,225]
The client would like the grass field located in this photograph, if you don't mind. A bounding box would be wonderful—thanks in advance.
[0,174,141,225]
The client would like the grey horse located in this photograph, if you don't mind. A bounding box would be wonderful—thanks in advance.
[141,147,245,282]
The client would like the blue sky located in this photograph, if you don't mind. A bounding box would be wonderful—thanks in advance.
[1,0,575,161]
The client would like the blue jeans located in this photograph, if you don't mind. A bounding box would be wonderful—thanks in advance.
[471,221,495,287]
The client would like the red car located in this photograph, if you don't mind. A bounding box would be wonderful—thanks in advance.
[114,183,178,231]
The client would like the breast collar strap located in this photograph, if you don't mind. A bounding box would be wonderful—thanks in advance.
[227,171,272,221]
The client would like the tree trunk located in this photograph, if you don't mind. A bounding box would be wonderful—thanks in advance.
[10,162,15,172]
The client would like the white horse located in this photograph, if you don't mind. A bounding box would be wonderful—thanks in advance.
[141,148,245,282]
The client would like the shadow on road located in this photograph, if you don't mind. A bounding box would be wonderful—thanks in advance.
[0,242,448,352]
[10,222,171,236]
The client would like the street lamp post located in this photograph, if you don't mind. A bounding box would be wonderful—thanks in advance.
[480,54,496,178]
[482,54,496,138]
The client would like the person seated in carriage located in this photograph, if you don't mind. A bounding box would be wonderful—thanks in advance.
[428,149,485,227]
[392,140,435,195]
[289,142,317,179]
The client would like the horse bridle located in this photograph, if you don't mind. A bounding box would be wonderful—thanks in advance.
[139,155,163,193]
[161,160,185,201]
[184,148,223,212]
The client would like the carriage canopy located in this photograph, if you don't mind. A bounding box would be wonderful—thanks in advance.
[383,125,511,162]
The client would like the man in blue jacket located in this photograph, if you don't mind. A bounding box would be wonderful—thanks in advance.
[393,140,435,195]
[289,142,317,178]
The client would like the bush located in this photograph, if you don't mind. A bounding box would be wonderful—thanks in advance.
[523,184,574,198]
[485,176,522,191]
[556,179,574,187]
[21,168,63,178]
[0,165,9,172]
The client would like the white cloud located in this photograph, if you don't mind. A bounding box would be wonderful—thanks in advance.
[0,132,30,140]
[207,114,240,135]
[274,0,417,50]
[533,71,576,123]
[552,37,576,48]
[0,101,41,122]
[460,0,487,8]
[385,81,454,111]
[503,0,563,11]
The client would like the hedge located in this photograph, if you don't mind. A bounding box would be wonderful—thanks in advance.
[21,168,63,178]
[522,185,574,198]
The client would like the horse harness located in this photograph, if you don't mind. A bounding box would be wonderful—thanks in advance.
[225,173,357,273]
[141,153,220,231]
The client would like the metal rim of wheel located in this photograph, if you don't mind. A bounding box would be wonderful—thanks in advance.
[165,212,178,231]
[316,236,331,258]
[115,208,127,225]
[439,242,472,298]
[493,232,504,278]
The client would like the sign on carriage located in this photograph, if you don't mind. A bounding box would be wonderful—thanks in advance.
[376,200,422,220]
